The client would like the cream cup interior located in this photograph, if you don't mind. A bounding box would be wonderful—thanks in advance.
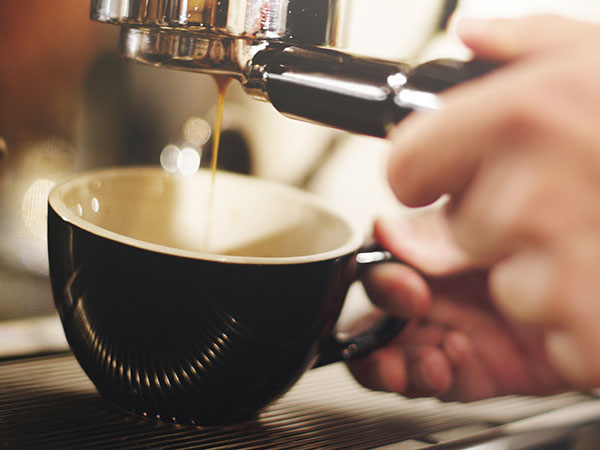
[49,167,363,264]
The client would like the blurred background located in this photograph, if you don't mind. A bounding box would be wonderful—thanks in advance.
[2,0,600,358]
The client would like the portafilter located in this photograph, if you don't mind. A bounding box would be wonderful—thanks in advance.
[91,0,489,137]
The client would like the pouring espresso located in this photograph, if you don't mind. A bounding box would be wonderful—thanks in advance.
[90,0,491,137]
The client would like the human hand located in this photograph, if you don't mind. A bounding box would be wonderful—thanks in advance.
[350,15,600,397]
[349,213,567,401]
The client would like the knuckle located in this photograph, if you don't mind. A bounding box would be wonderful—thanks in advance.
[501,181,553,241]
[497,92,559,144]
[488,253,557,325]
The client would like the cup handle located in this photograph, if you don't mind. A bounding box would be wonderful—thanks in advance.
[313,243,410,368]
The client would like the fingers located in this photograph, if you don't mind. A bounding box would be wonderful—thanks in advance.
[457,15,600,62]
[348,315,472,398]
[347,345,408,393]
[388,53,600,265]
[446,147,553,261]
[361,262,431,317]
[443,331,472,368]
[425,299,536,397]
[490,239,600,389]
[387,59,528,209]
[438,350,501,402]
[348,289,567,401]
[388,15,600,213]
[405,346,452,397]
[373,214,473,276]
[347,341,455,397]
[348,327,476,398]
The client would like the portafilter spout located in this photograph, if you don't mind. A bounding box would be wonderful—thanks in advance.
[91,0,490,137]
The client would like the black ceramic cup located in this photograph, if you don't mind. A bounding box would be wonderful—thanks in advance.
[47,166,405,426]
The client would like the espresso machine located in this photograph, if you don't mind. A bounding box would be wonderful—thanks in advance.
[90,0,488,138]
[87,0,483,334]
[5,2,600,448]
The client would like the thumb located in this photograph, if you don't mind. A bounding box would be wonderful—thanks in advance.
[457,15,599,61]
[374,210,475,277]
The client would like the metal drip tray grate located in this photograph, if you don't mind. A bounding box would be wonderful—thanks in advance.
[0,353,599,449]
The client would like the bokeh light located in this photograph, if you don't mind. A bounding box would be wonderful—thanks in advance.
[160,144,181,173]
[183,117,211,147]
[177,147,201,176]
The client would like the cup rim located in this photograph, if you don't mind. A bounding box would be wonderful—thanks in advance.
[48,166,365,265]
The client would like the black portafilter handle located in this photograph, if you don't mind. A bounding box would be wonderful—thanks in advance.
[256,46,494,138]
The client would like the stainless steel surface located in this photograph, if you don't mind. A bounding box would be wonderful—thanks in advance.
[425,401,600,449]
[1,353,599,449]
[91,0,341,45]
[119,26,261,79]
[92,0,343,80]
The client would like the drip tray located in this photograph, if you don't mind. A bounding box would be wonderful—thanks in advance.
[1,353,599,449]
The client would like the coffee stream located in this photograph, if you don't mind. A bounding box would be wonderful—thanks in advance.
[204,75,232,250]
